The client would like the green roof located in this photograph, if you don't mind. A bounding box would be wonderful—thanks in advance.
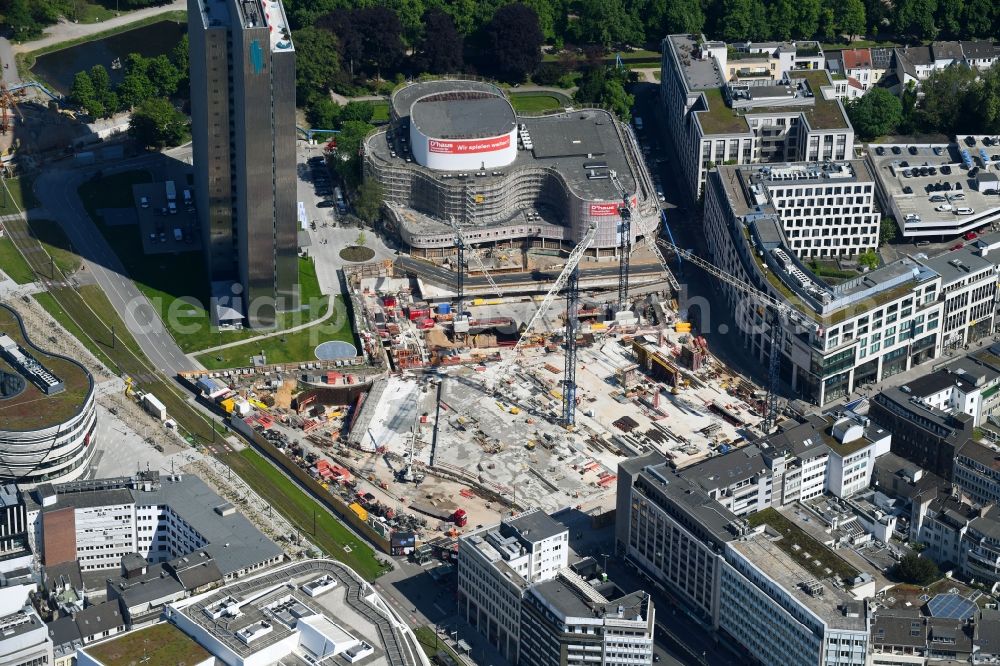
[747,508,859,583]
[695,87,751,135]
[695,74,849,137]
[83,624,211,666]
[0,305,92,432]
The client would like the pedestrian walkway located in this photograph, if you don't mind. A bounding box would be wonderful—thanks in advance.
[10,0,186,53]
[187,299,338,360]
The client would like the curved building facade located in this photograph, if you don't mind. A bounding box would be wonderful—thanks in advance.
[0,305,96,485]
[365,79,661,258]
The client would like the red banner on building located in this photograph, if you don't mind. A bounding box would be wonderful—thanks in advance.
[428,135,511,154]
[588,196,637,217]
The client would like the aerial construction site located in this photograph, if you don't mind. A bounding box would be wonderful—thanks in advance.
[180,80,777,562]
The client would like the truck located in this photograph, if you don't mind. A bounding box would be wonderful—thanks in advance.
[142,393,167,421]
[173,228,182,241]
[165,180,177,202]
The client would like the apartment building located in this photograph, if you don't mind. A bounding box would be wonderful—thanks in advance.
[826,48,889,93]
[899,362,999,427]
[519,571,655,666]
[920,241,1000,349]
[704,163,943,405]
[870,386,975,480]
[0,484,29,572]
[909,492,1000,589]
[22,472,283,577]
[660,34,853,200]
[954,439,1000,507]
[189,0,298,327]
[457,509,569,662]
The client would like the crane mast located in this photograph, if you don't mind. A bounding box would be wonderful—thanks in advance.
[488,223,598,396]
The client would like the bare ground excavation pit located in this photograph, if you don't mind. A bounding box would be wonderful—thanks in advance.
[339,245,375,262]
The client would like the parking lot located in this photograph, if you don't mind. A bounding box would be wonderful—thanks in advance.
[869,140,1000,242]
[132,182,201,255]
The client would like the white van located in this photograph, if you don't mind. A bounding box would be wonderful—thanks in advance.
[956,207,975,215]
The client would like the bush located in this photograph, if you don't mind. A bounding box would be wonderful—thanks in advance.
[893,554,940,586]
[532,62,564,86]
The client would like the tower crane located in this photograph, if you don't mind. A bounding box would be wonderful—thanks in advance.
[488,223,598,426]
[447,216,505,301]
[656,239,802,433]
[608,170,680,300]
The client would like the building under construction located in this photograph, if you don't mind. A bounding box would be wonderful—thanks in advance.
[363,79,662,261]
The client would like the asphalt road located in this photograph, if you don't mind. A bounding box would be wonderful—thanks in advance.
[32,149,201,376]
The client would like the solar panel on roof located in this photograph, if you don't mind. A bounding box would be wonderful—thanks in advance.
[927,593,977,620]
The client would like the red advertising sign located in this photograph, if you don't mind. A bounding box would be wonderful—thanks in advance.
[428,135,511,154]
[589,196,637,217]
[589,202,622,217]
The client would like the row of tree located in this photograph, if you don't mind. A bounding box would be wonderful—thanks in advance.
[1,0,166,39]
[282,0,1000,60]
[846,62,1000,140]
[69,37,187,119]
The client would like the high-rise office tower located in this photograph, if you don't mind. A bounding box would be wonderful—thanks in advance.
[189,0,298,328]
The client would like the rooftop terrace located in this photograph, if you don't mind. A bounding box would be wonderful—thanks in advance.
[82,623,211,666]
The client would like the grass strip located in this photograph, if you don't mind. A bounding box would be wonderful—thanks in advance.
[223,448,386,580]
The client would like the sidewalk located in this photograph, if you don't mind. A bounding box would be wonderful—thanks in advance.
[11,0,186,54]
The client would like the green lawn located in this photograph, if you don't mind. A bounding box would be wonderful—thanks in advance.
[0,236,35,283]
[509,93,564,113]
[196,294,355,370]
[26,219,82,276]
[224,448,386,580]
[0,176,39,215]
[372,100,390,123]
[33,291,116,370]
[78,171,329,352]
[85,622,210,666]
[414,625,463,662]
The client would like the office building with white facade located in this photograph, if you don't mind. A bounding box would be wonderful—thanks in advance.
[704,162,943,405]
[0,584,53,666]
[660,34,853,201]
[189,0,298,327]
[616,451,873,665]
[722,534,869,666]
[457,509,569,662]
[23,472,282,577]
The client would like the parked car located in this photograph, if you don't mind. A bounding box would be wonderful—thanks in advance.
[916,240,931,246]
[964,231,979,240]
[935,204,954,212]
[952,243,965,250]
[930,195,947,202]
[139,196,149,208]
[956,207,975,215]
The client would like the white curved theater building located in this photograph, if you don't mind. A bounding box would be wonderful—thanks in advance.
[364,79,661,259]
[0,305,96,485]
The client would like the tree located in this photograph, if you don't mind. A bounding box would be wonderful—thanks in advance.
[934,0,963,37]
[836,0,867,39]
[148,55,182,97]
[414,8,464,74]
[718,0,768,41]
[894,0,939,40]
[572,0,643,49]
[292,27,343,106]
[331,121,375,187]
[893,554,940,585]
[307,97,342,129]
[356,230,368,246]
[846,88,903,139]
[69,71,96,112]
[768,0,799,40]
[341,101,374,124]
[880,217,898,245]
[858,250,879,270]
[574,66,634,120]
[355,181,383,224]
[319,8,405,80]
[915,65,978,135]
[118,72,155,110]
[793,0,822,37]
[479,3,544,83]
[961,0,995,38]
[129,97,188,149]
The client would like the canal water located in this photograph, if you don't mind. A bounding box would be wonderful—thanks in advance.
[32,20,187,95]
